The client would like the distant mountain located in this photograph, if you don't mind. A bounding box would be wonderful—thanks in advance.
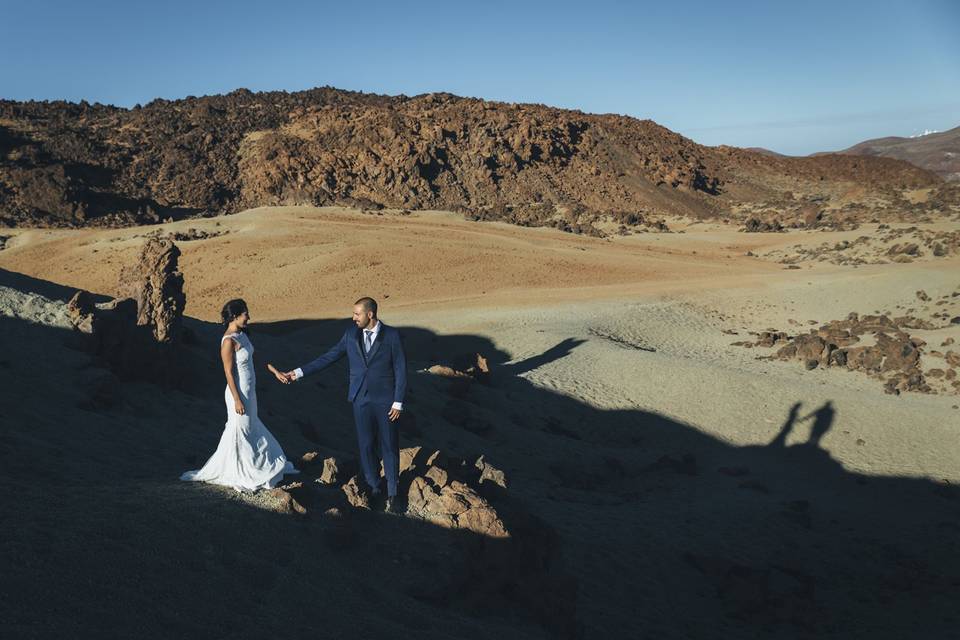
[0,87,951,229]
[836,126,960,182]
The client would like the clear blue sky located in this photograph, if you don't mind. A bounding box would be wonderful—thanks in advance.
[2,0,958,155]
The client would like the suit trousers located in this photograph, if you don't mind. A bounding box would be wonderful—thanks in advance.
[352,398,399,497]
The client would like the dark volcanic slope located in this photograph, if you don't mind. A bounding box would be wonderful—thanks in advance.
[837,126,960,182]
[0,87,950,228]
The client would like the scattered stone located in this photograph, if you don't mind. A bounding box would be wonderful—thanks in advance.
[67,290,97,334]
[319,457,340,485]
[341,476,370,509]
[755,331,788,347]
[426,364,472,379]
[425,449,448,468]
[268,485,307,514]
[475,455,508,489]
[399,446,421,474]
[425,465,449,488]
[425,353,491,382]
[742,218,784,233]
[168,227,226,242]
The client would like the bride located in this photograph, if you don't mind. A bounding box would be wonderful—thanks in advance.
[181,299,299,492]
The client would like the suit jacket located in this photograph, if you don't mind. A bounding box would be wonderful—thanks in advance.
[300,322,407,405]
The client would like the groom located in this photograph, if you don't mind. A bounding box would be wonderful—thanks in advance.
[282,297,407,513]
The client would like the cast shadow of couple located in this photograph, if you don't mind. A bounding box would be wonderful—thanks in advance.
[768,400,836,450]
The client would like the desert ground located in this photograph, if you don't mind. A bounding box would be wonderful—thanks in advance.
[2,205,959,639]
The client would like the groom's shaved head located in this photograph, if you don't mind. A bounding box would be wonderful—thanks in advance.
[354,297,378,316]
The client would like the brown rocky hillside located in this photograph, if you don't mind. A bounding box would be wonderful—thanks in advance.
[0,87,954,231]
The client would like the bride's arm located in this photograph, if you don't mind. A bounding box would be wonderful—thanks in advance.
[221,339,245,415]
[266,363,290,384]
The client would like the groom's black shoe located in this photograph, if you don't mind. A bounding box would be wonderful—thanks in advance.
[384,497,402,515]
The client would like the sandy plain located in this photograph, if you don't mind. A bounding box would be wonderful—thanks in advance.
[2,206,959,638]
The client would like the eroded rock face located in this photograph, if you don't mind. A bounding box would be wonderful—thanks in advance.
[1,88,947,232]
[118,237,185,344]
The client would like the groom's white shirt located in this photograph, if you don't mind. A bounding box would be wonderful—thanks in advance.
[292,320,402,411]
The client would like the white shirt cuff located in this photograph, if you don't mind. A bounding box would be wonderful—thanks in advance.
[391,402,403,411]
[293,368,303,380]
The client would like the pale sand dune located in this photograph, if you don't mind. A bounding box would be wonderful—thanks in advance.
[3,206,960,638]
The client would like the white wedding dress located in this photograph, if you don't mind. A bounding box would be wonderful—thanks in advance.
[181,331,298,492]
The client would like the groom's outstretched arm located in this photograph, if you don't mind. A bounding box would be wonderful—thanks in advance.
[294,330,348,380]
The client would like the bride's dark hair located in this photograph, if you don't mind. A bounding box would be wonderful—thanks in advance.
[221,298,249,331]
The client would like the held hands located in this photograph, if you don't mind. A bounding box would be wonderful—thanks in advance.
[267,363,293,384]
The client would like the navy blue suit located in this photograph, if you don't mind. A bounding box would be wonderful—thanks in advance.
[300,322,407,496]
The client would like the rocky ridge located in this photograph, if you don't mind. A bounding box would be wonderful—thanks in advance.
[1,87,954,233]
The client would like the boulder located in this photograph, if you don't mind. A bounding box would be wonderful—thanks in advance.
[425,465,449,488]
[341,476,370,509]
[117,237,185,344]
[319,457,340,485]
[66,290,97,333]
[875,333,921,372]
[407,476,509,538]
[268,485,307,514]
[776,333,833,365]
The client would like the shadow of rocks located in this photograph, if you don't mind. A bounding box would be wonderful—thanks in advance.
[3,284,960,638]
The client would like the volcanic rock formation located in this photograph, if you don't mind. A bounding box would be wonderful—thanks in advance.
[1,88,952,231]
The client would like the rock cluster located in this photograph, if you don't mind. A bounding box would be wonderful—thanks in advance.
[425,352,490,382]
[742,217,785,233]
[65,238,187,384]
[146,227,227,242]
[325,446,510,538]
[735,312,960,395]
[763,226,960,267]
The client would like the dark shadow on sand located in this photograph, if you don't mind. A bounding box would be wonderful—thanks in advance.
[3,271,960,639]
